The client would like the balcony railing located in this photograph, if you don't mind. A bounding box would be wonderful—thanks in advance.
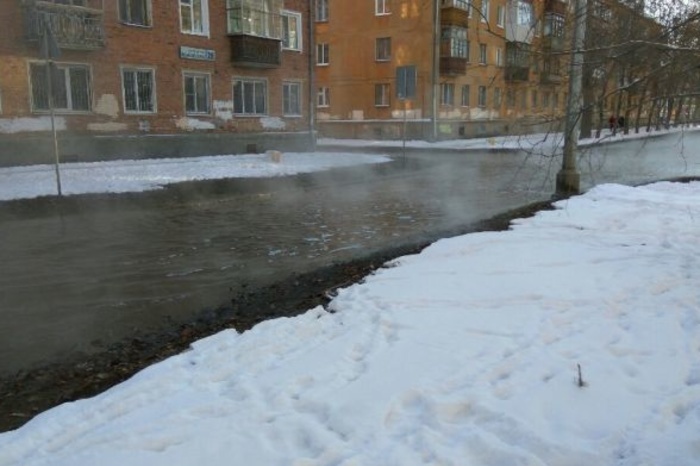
[23,1,105,51]
[505,65,530,82]
[229,34,281,68]
[440,56,468,76]
[441,5,470,26]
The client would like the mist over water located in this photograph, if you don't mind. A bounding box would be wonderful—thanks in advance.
[2,132,700,376]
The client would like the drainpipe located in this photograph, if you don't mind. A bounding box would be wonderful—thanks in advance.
[431,0,440,141]
[308,0,317,150]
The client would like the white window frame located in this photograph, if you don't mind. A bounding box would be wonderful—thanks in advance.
[29,61,92,113]
[440,83,455,106]
[317,86,330,107]
[316,43,329,65]
[281,10,302,51]
[461,84,470,107]
[183,71,211,115]
[119,0,152,27]
[121,66,156,114]
[233,77,268,116]
[180,0,209,36]
[316,0,328,21]
[496,5,505,27]
[479,43,487,65]
[496,47,503,66]
[375,83,390,107]
[375,0,391,15]
[478,85,487,107]
[480,0,489,23]
[226,0,281,39]
[283,81,302,116]
[376,37,391,61]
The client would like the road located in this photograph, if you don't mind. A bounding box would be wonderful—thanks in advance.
[1,131,699,377]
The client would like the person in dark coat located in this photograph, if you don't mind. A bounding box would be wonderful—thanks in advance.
[617,116,625,129]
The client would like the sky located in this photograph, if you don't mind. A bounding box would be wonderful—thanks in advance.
[1,130,699,465]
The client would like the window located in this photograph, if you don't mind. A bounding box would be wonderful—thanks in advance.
[531,90,538,108]
[226,0,281,38]
[478,85,487,107]
[496,5,505,27]
[376,0,390,15]
[441,27,468,58]
[442,0,470,11]
[496,47,503,66]
[480,0,489,23]
[283,81,301,115]
[461,84,470,106]
[375,83,390,106]
[316,43,329,65]
[520,90,527,109]
[122,67,155,113]
[316,0,328,21]
[30,62,91,112]
[119,0,151,26]
[494,87,501,108]
[506,89,515,107]
[317,87,330,107]
[517,0,533,26]
[440,83,455,106]
[180,0,208,35]
[543,91,550,109]
[183,73,210,114]
[544,13,564,37]
[376,37,391,61]
[479,43,487,64]
[553,92,559,109]
[233,78,267,115]
[281,10,302,50]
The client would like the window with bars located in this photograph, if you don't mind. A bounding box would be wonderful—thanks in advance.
[376,37,392,61]
[283,81,301,115]
[184,73,210,114]
[122,67,155,113]
[180,0,208,34]
[30,63,91,112]
[544,13,565,37]
[233,78,267,115]
[375,83,390,106]
[119,0,152,26]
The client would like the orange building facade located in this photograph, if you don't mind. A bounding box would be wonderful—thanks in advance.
[315,0,569,140]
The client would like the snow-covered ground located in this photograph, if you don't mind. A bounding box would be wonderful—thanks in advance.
[0,152,391,201]
[1,179,699,465]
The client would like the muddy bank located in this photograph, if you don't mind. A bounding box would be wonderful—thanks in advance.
[0,200,556,433]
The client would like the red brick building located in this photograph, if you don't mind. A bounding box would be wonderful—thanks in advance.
[0,0,313,165]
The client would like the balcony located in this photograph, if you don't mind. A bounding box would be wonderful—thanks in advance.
[505,66,530,82]
[23,0,105,51]
[540,72,563,85]
[229,35,281,68]
[544,0,568,15]
[440,56,468,76]
[440,5,470,27]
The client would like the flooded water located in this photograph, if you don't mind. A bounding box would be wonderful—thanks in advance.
[2,132,699,376]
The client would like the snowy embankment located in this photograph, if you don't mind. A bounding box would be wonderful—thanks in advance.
[1,181,699,466]
[0,152,391,201]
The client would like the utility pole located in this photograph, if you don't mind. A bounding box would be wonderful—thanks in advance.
[41,17,63,197]
[556,0,587,196]
[431,0,440,141]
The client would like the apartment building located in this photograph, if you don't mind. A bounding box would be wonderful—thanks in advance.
[315,0,569,140]
[0,0,312,165]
